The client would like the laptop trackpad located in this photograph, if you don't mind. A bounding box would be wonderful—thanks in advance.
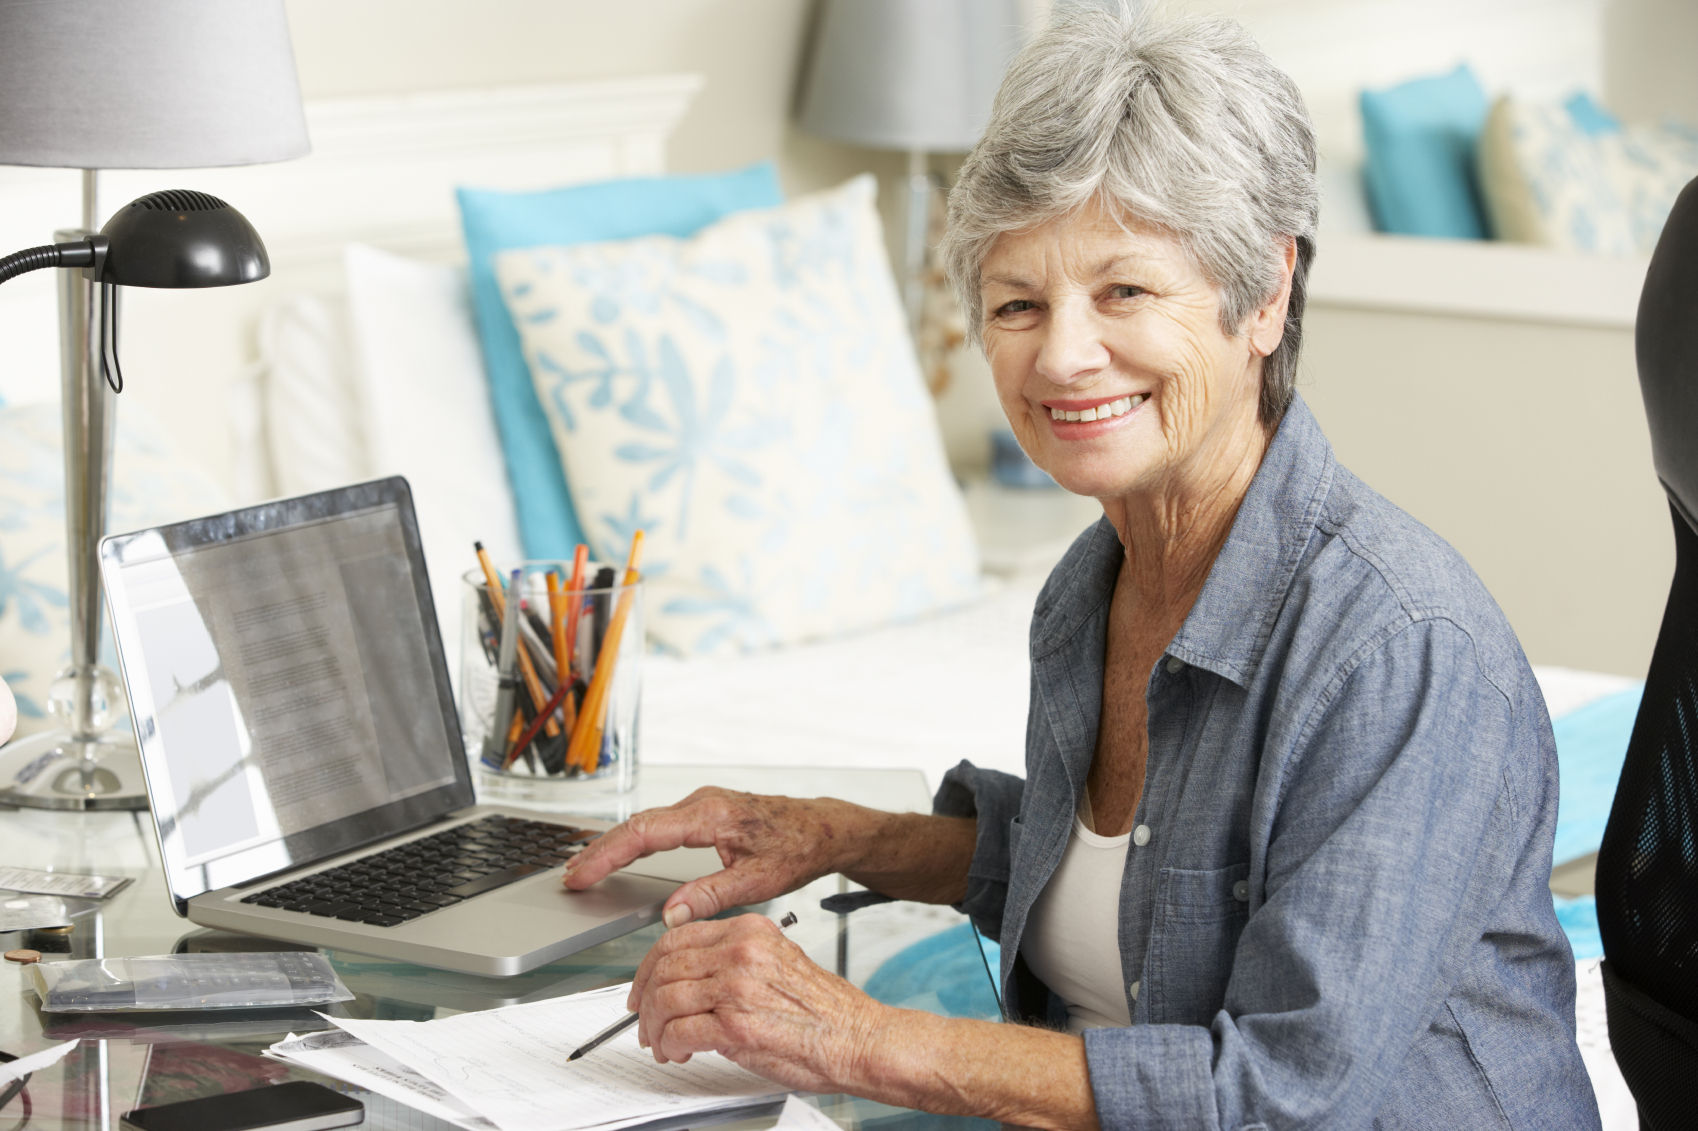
[490,871,678,919]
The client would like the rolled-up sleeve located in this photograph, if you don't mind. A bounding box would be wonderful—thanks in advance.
[933,759,1025,943]
[1083,618,1558,1130]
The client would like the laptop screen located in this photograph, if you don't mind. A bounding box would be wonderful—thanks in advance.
[102,478,474,908]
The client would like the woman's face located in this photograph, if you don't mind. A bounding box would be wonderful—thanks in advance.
[979,206,1284,503]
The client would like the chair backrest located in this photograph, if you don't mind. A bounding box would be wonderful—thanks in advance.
[1596,175,1698,1024]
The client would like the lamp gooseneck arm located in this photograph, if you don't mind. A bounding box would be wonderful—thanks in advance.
[0,238,103,285]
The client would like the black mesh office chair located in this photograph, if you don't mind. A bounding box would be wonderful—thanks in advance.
[1595,175,1698,1131]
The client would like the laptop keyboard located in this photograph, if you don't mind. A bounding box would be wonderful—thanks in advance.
[239,815,598,928]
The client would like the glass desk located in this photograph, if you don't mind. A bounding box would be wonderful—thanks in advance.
[0,767,1006,1131]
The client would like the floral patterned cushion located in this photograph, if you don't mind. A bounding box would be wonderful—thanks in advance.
[1478,92,1698,255]
[0,401,230,739]
[495,175,980,654]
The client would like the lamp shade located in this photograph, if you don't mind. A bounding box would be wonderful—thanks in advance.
[798,0,1023,153]
[0,0,310,169]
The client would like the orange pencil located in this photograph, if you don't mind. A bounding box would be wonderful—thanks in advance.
[546,570,569,689]
[566,532,643,773]
[564,544,589,676]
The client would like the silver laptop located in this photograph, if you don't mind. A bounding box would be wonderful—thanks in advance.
[100,477,712,977]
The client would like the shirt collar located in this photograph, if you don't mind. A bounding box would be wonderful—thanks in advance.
[1031,394,1336,689]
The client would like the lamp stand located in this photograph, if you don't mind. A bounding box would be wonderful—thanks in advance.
[0,169,149,810]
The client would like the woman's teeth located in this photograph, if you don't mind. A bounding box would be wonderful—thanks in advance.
[1051,394,1145,422]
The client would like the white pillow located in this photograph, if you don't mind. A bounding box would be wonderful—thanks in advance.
[495,174,981,655]
[1478,94,1698,256]
[343,244,523,686]
[259,294,369,498]
[0,400,232,740]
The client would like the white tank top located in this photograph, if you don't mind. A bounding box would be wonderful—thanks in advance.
[1022,794,1133,1033]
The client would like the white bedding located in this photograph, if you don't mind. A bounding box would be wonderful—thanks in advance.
[641,564,1638,794]
[641,571,1045,792]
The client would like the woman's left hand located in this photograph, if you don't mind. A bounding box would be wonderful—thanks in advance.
[629,913,886,1094]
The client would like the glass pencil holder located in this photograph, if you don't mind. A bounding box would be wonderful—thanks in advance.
[460,562,642,807]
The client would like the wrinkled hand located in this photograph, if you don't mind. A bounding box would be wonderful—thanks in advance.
[562,788,861,927]
[629,913,888,1093]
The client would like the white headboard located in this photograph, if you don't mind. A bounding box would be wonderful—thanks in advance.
[0,73,702,436]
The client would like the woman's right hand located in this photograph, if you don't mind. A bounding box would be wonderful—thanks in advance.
[561,788,869,928]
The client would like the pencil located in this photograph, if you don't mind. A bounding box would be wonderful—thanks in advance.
[547,569,569,689]
[494,568,561,748]
[567,912,797,1062]
[565,544,588,677]
[476,547,561,763]
[566,532,644,773]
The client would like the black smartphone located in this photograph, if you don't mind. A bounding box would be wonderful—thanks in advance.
[120,1082,363,1131]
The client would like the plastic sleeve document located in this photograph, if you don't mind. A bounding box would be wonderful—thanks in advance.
[312,985,787,1131]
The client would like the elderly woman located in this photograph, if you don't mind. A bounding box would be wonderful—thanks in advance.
[564,10,1600,1129]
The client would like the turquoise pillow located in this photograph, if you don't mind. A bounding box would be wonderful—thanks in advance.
[1552,683,1644,865]
[456,162,785,558]
[1360,65,1491,239]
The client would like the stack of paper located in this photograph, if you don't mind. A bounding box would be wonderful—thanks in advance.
[267,985,791,1131]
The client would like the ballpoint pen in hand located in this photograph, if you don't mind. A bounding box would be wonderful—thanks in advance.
[568,911,798,1062]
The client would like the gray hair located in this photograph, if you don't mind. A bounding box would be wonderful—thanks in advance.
[941,6,1319,424]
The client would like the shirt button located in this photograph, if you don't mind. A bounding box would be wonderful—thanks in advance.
[1233,880,1250,902]
[1129,979,1141,1001]
[1164,656,1185,674]
[1132,824,1151,847]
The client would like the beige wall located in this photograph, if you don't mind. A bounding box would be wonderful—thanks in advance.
[282,0,910,263]
[1299,304,1666,678]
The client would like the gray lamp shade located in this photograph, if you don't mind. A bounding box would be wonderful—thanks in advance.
[0,0,309,169]
[798,0,1024,153]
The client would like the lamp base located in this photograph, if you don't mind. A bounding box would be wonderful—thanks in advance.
[0,729,149,810]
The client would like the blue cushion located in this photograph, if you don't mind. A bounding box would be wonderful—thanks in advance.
[456,162,785,558]
[1554,894,1602,961]
[1563,91,1621,137]
[1360,65,1491,239]
[1552,684,1644,866]
[864,922,1002,1020]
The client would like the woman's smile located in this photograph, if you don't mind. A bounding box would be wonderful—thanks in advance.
[1042,393,1149,436]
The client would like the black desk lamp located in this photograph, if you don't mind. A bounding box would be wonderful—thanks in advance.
[0,0,308,809]
[1,189,271,383]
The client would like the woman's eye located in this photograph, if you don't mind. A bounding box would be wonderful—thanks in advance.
[994,300,1036,317]
[1108,285,1145,300]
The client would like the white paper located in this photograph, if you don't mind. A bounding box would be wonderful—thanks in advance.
[266,1030,496,1131]
[326,984,787,1131]
[0,867,131,900]
[0,1040,79,1086]
[774,1094,842,1130]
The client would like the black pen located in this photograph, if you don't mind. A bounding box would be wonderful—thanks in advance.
[568,911,798,1062]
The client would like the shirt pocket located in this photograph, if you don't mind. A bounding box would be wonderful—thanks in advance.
[1144,862,1251,1026]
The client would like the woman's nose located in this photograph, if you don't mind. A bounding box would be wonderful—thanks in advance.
[1033,301,1110,387]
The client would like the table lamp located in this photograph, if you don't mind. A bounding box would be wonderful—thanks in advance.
[0,0,309,810]
[797,0,1023,342]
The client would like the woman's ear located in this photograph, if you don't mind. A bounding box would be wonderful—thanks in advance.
[1247,236,1298,358]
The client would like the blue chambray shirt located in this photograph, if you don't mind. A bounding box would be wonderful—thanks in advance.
[934,397,1601,1130]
